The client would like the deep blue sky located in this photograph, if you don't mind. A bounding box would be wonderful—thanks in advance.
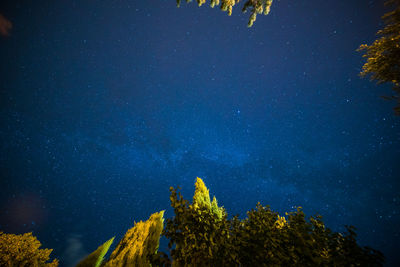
[0,0,399,266]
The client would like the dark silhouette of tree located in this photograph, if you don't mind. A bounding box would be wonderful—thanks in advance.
[358,0,400,115]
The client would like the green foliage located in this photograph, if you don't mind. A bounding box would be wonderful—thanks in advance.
[358,0,400,115]
[103,211,165,267]
[0,179,385,266]
[192,177,212,210]
[76,237,114,267]
[231,203,291,266]
[0,231,59,267]
[163,178,234,266]
[164,178,385,266]
[175,0,273,27]
[192,177,225,220]
[74,211,165,267]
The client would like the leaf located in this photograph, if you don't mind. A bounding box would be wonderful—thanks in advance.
[76,237,115,267]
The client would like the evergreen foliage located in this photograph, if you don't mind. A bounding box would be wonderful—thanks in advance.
[358,0,400,115]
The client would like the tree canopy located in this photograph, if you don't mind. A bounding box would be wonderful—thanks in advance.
[0,178,385,266]
[162,177,384,266]
[358,0,400,115]
[0,231,59,266]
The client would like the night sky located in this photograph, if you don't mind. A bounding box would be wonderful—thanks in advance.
[0,0,399,266]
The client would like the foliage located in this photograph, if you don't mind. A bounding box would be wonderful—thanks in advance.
[0,179,385,266]
[242,0,273,27]
[176,0,273,27]
[164,178,385,266]
[0,231,58,267]
[102,210,164,267]
[163,177,234,266]
[76,237,114,267]
[358,0,400,115]
[192,177,225,220]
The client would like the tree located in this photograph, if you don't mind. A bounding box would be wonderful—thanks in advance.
[176,0,273,27]
[163,178,385,266]
[103,211,165,266]
[78,211,166,267]
[0,231,59,266]
[358,0,400,115]
[163,178,233,266]
[0,179,385,266]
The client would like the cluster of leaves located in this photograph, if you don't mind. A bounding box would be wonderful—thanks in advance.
[358,0,400,115]
[176,0,273,27]
[163,178,384,266]
[0,178,385,266]
[231,204,384,266]
[0,231,58,267]
[163,179,234,266]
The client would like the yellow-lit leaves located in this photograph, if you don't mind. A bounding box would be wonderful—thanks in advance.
[220,0,238,16]
[76,237,115,267]
[210,0,220,8]
[164,178,233,265]
[192,177,212,210]
[275,215,287,229]
[0,231,59,266]
[103,211,165,267]
[196,0,207,7]
[164,178,384,266]
[358,0,400,114]
[242,0,273,27]
[176,0,273,27]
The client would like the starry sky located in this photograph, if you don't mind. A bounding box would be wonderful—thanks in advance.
[0,0,399,266]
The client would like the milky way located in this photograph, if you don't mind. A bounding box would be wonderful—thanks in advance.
[0,0,399,265]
